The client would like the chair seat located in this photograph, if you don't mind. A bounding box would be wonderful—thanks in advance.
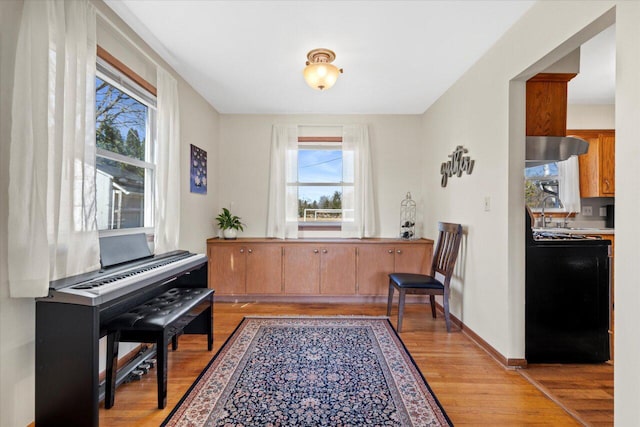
[389,273,444,290]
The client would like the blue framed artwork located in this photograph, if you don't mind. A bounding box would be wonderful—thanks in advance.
[190,144,207,194]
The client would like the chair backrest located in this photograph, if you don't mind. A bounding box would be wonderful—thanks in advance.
[431,222,463,285]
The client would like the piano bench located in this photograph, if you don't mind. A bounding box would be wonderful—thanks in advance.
[104,287,214,410]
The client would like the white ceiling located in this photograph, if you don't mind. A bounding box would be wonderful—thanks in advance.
[104,1,614,115]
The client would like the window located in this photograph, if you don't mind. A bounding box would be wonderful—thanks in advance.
[267,125,374,239]
[296,138,347,229]
[525,162,563,211]
[95,56,157,231]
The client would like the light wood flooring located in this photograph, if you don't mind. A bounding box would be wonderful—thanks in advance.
[99,303,611,426]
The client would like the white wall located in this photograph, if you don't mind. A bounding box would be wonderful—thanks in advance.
[0,1,220,425]
[611,1,640,424]
[218,114,423,238]
[420,0,640,424]
[567,104,615,129]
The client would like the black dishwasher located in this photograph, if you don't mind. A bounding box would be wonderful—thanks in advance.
[525,209,611,363]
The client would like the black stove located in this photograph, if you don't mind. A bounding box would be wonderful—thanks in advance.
[532,230,602,241]
[525,207,611,363]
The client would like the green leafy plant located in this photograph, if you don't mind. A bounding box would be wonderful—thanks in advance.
[215,207,245,231]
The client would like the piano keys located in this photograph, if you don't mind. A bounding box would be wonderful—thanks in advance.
[35,233,209,426]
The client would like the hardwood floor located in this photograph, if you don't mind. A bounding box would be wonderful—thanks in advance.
[99,302,591,426]
[519,363,613,426]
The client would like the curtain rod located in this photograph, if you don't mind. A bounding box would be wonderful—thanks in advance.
[95,8,161,70]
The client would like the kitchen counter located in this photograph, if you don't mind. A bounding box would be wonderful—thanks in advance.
[532,227,614,235]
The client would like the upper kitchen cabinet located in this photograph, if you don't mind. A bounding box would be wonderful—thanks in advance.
[526,73,576,137]
[569,129,615,197]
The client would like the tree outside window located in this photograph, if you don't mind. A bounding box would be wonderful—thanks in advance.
[95,60,156,231]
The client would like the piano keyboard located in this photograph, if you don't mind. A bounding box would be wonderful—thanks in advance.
[71,252,195,293]
[48,252,207,306]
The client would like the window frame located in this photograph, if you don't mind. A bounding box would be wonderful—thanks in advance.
[294,136,347,232]
[95,47,157,236]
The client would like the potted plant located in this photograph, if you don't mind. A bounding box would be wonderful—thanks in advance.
[215,207,245,239]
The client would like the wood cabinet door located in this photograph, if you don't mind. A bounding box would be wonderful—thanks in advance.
[394,244,432,275]
[320,245,357,295]
[208,244,246,295]
[577,134,601,198]
[357,245,395,295]
[246,244,282,294]
[600,133,615,195]
[283,245,320,294]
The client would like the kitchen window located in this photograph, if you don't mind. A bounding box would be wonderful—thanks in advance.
[525,156,582,215]
[95,55,157,232]
[525,162,562,211]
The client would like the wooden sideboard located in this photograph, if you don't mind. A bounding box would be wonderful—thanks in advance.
[206,238,434,302]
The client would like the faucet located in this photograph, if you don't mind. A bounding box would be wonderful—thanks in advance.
[538,195,562,228]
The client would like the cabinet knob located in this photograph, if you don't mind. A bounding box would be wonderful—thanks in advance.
[322,249,328,254]
[396,250,402,254]
[313,249,319,254]
[388,249,393,254]
[248,249,252,254]
[240,249,244,253]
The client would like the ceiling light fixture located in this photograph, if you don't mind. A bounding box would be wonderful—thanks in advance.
[303,48,343,91]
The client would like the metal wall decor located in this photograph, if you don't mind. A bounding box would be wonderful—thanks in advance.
[441,145,475,187]
[399,192,416,240]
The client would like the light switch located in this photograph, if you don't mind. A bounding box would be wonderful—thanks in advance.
[599,207,607,217]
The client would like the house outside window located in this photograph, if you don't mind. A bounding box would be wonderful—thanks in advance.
[95,57,157,232]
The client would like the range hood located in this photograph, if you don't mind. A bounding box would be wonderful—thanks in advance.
[526,135,589,166]
[525,72,589,165]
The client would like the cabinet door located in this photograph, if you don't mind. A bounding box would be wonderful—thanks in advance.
[357,245,395,295]
[320,245,357,295]
[577,134,601,198]
[246,244,283,294]
[600,133,615,195]
[208,244,246,295]
[394,244,432,275]
[284,245,320,294]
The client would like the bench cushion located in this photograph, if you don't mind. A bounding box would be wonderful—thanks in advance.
[108,288,213,332]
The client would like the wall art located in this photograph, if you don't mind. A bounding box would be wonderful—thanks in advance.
[190,144,207,194]
[441,145,475,187]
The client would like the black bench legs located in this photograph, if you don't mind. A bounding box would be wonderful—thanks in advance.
[105,288,214,410]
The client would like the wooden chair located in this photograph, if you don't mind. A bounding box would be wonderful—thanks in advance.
[387,222,463,332]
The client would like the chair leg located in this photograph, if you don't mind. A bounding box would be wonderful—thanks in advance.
[397,289,406,332]
[443,291,452,333]
[430,295,437,318]
[386,282,395,317]
[157,333,169,409]
[105,330,120,409]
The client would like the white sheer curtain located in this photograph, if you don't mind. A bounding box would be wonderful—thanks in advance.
[341,125,376,238]
[557,155,582,213]
[154,68,181,253]
[8,0,99,297]
[266,125,298,239]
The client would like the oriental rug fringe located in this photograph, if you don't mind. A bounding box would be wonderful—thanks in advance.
[162,316,452,426]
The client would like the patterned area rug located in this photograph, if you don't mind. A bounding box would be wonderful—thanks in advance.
[162,316,452,426]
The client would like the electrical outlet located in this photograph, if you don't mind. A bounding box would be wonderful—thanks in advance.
[582,206,593,216]
[484,196,490,212]
[599,207,607,217]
